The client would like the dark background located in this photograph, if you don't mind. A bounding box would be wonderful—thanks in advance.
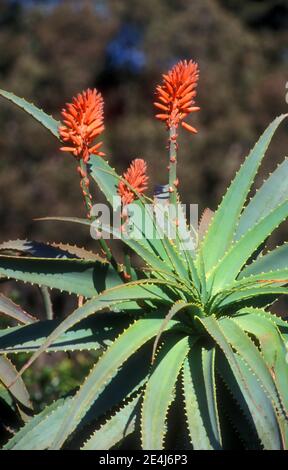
[0,0,287,409]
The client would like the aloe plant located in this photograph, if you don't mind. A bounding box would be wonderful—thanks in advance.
[0,63,288,450]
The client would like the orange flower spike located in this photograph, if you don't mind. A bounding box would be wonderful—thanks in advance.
[59,88,105,163]
[154,60,200,133]
[118,159,149,206]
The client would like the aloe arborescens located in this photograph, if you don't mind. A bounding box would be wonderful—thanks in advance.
[0,60,288,450]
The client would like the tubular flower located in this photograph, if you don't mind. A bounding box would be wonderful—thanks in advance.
[154,60,200,133]
[118,158,149,206]
[59,88,105,163]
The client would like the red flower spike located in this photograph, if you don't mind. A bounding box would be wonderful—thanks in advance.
[154,60,199,133]
[118,159,149,206]
[59,88,105,163]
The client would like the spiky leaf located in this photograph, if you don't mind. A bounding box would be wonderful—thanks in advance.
[141,335,190,450]
[49,315,179,449]
[199,114,287,273]
[0,255,122,297]
[0,89,60,138]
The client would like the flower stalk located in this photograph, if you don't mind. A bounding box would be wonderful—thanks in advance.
[168,125,178,205]
[59,88,118,266]
[77,159,114,263]
[154,60,200,206]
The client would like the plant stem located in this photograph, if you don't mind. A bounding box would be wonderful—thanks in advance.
[79,159,93,215]
[78,159,116,267]
[168,125,178,205]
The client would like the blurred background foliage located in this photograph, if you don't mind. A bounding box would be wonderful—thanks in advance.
[0,0,288,412]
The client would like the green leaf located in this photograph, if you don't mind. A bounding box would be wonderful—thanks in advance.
[182,350,214,450]
[152,301,190,362]
[49,315,179,449]
[88,157,179,269]
[198,114,287,273]
[0,293,36,324]
[198,208,214,242]
[201,346,222,448]
[234,307,288,329]
[217,351,281,449]
[16,280,176,376]
[89,158,170,264]
[0,315,130,354]
[81,393,141,450]
[0,382,16,411]
[48,242,103,261]
[151,197,197,270]
[217,286,288,310]
[0,89,60,138]
[0,356,31,410]
[5,345,152,450]
[216,352,259,449]
[238,243,288,279]
[141,334,190,450]
[88,154,119,206]
[94,215,181,279]
[210,200,288,292]
[182,245,201,291]
[220,314,288,448]
[233,313,288,420]
[0,239,81,259]
[40,216,178,281]
[161,235,189,281]
[175,203,197,256]
[235,158,288,241]
[3,398,71,450]
[198,251,208,303]
[0,255,122,297]
[198,315,282,449]
[0,239,101,262]
[89,156,165,257]
[236,269,288,287]
[219,317,282,411]
[78,343,153,440]
[125,200,172,265]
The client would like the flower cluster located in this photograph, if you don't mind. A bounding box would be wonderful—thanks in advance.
[154,60,200,133]
[59,59,200,209]
[117,159,149,206]
[59,88,105,163]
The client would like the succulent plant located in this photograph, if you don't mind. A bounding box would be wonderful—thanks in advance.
[0,65,288,450]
